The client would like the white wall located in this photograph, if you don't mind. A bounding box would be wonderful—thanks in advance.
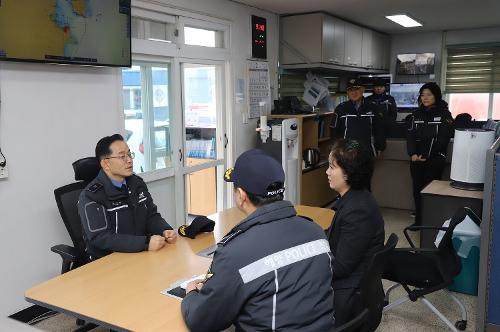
[0,63,123,315]
[0,0,278,317]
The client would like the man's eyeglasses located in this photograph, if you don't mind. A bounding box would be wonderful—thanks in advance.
[105,151,135,161]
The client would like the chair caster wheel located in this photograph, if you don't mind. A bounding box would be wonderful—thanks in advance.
[455,320,467,330]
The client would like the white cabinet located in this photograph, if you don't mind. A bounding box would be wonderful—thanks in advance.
[322,15,345,65]
[344,22,363,67]
[362,28,374,68]
[280,13,389,71]
[362,29,390,70]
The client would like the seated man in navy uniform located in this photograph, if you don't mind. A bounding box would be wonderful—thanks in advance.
[181,149,334,332]
[77,134,176,260]
[331,78,386,157]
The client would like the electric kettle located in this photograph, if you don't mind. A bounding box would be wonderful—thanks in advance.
[303,148,321,167]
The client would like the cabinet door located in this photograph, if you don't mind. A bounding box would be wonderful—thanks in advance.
[344,22,362,67]
[380,34,390,70]
[281,14,323,64]
[361,28,373,68]
[322,16,344,65]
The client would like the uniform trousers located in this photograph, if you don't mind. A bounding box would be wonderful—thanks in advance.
[410,157,446,226]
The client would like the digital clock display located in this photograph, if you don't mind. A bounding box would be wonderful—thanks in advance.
[251,15,267,59]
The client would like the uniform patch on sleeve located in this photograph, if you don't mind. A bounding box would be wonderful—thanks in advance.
[87,182,103,193]
[84,202,108,232]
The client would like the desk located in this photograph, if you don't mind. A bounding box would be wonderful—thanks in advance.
[25,205,334,332]
[420,180,483,248]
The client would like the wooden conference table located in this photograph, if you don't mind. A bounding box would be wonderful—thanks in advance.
[25,205,334,332]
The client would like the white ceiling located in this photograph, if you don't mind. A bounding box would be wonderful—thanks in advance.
[232,0,500,34]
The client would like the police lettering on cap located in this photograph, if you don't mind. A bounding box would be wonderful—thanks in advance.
[224,149,285,197]
[346,78,363,90]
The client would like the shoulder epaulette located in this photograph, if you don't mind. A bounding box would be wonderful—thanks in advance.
[87,182,103,193]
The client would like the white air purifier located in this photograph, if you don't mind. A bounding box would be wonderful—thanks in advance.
[450,128,495,190]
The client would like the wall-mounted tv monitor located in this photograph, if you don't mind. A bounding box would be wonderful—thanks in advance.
[0,0,131,67]
[390,83,424,109]
[396,53,435,75]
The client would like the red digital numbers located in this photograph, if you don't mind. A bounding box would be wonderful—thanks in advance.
[255,24,265,32]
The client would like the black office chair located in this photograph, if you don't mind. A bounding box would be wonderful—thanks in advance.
[382,207,475,331]
[51,157,100,274]
[334,233,399,332]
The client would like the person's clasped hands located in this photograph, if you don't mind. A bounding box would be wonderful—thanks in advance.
[148,229,178,251]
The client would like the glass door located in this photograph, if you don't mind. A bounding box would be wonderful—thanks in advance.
[180,62,226,219]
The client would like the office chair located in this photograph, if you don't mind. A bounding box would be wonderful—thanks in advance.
[334,233,399,332]
[383,207,472,331]
[51,157,100,274]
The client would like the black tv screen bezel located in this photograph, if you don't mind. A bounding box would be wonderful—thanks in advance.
[0,0,132,68]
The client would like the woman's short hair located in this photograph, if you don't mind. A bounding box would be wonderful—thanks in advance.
[330,139,374,190]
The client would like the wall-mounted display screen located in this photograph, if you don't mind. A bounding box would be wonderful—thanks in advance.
[396,53,435,75]
[251,15,266,59]
[0,0,131,67]
[390,83,424,108]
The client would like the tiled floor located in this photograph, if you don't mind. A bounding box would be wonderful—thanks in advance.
[32,208,477,332]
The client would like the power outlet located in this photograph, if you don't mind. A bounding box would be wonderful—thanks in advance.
[0,165,8,179]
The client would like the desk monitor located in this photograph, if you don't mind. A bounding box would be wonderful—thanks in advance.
[390,83,424,109]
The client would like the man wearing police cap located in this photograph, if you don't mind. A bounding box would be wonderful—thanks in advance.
[181,149,334,332]
[366,78,397,122]
[331,78,386,156]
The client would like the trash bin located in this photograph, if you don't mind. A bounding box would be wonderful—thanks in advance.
[435,213,481,295]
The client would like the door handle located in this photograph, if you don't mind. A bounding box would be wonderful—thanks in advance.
[179,149,183,162]
[224,134,228,149]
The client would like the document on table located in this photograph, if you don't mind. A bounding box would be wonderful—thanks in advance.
[161,274,206,300]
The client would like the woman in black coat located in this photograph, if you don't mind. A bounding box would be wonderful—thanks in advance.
[407,82,454,225]
[325,139,385,327]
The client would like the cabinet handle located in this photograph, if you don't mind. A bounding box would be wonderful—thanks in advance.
[179,149,183,162]
[224,134,228,149]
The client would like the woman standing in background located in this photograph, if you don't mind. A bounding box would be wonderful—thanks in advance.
[407,82,454,225]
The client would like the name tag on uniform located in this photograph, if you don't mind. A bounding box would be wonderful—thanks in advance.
[434,117,441,121]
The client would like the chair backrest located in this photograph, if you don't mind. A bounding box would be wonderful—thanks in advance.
[54,157,101,259]
[54,182,89,255]
[334,233,398,332]
[436,207,471,280]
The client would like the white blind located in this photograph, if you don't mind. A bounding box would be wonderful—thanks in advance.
[446,46,500,93]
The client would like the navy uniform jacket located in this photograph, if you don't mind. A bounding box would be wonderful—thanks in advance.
[77,170,172,259]
[326,189,385,290]
[407,101,454,159]
[365,93,397,122]
[331,98,386,154]
[181,200,335,332]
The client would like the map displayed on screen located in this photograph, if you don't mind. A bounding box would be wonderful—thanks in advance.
[0,0,131,66]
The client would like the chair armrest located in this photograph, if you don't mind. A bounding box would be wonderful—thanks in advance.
[403,226,448,248]
[51,244,78,274]
[333,308,368,332]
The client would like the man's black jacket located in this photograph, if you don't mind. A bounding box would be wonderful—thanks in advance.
[77,170,172,259]
[331,98,386,154]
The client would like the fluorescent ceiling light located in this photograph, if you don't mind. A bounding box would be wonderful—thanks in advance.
[386,15,422,28]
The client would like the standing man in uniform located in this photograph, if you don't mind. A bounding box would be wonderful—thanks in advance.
[366,78,397,122]
[78,134,177,260]
[331,78,386,157]
[181,149,335,332]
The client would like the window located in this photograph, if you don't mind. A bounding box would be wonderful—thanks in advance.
[132,16,177,43]
[122,63,171,173]
[448,93,489,120]
[445,45,500,119]
[184,26,224,48]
